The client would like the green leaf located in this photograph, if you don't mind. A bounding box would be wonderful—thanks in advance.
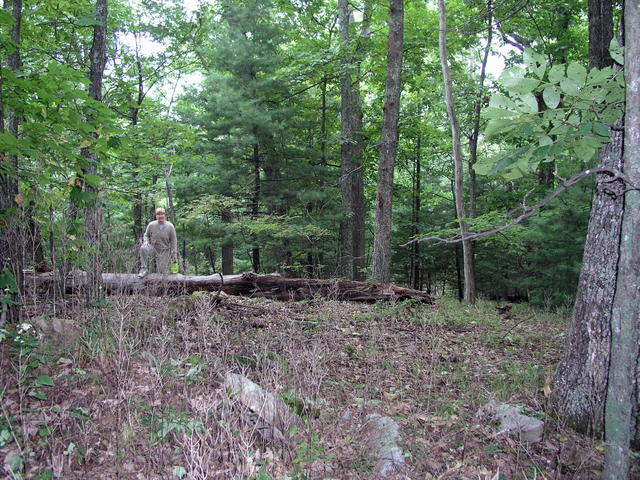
[484,107,518,120]
[499,66,526,87]
[34,470,55,480]
[29,390,47,400]
[500,66,539,93]
[574,143,597,161]
[538,135,553,146]
[517,92,538,113]
[548,64,565,84]
[567,62,587,86]
[34,375,54,387]
[587,66,613,84]
[484,118,518,139]
[523,49,547,79]
[172,466,187,479]
[76,14,101,27]
[542,86,561,109]
[560,77,580,96]
[488,93,518,110]
[84,174,102,188]
[609,38,624,65]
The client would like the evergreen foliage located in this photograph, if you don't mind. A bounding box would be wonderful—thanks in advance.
[0,0,619,306]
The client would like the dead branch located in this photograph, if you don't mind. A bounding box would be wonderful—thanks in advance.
[402,167,639,246]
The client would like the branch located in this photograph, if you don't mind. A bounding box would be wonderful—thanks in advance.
[402,167,639,246]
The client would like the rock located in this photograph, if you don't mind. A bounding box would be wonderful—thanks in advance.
[34,316,83,345]
[363,414,410,479]
[476,401,544,443]
[224,373,300,444]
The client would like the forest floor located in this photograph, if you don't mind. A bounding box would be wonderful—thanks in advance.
[1,292,638,479]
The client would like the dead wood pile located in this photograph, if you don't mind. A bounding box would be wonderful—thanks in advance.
[24,271,434,303]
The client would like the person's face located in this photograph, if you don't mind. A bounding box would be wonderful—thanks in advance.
[156,211,166,223]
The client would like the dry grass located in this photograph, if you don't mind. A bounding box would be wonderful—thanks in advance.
[0,293,632,479]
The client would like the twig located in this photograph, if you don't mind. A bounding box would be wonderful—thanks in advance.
[402,167,638,246]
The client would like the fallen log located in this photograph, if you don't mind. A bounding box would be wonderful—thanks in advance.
[23,271,434,303]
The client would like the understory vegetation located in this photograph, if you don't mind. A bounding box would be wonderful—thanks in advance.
[1,293,624,479]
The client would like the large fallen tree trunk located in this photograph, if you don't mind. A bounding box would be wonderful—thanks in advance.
[24,271,435,303]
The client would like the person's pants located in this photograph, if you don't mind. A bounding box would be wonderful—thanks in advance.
[140,244,172,274]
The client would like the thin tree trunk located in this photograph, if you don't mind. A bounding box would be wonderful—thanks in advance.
[603,2,640,475]
[468,0,492,219]
[221,208,234,275]
[410,134,421,289]
[251,141,261,273]
[131,31,145,250]
[371,0,403,283]
[164,163,176,223]
[83,0,108,305]
[320,75,327,165]
[437,0,476,303]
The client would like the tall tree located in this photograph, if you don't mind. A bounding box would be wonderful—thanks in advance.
[0,0,23,323]
[437,0,476,303]
[549,0,640,445]
[371,0,403,283]
[468,0,493,218]
[83,0,108,304]
[603,1,640,475]
[338,0,367,281]
[185,0,294,273]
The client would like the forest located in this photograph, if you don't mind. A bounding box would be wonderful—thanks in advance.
[0,0,638,478]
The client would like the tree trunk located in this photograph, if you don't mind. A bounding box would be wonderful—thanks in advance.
[338,0,367,281]
[588,0,613,69]
[468,0,492,219]
[603,3,640,475]
[371,0,403,283]
[164,163,176,223]
[131,31,145,250]
[550,1,640,447]
[410,134,421,290]
[26,271,435,304]
[437,0,476,303]
[221,208,234,275]
[251,141,261,273]
[83,0,108,305]
[0,0,23,324]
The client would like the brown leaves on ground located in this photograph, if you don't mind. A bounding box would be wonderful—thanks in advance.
[0,294,631,479]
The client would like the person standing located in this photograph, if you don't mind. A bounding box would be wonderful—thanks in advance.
[138,207,178,277]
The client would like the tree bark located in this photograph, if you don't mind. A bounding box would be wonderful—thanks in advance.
[338,0,367,281]
[221,208,234,275]
[371,0,403,283]
[83,0,108,305]
[25,271,435,304]
[410,134,421,290]
[0,0,23,324]
[251,140,261,273]
[588,0,613,69]
[437,0,476,303]
[603,2,640,475]
[550,1,640,447]
[468,0,492,219]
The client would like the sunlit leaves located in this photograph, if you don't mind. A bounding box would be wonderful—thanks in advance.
[481,48,624,179]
